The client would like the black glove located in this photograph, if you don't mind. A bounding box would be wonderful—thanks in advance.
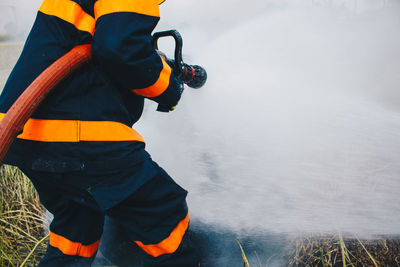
[155,51,184,112]
[156,104,175,112]
[156,77,184,112]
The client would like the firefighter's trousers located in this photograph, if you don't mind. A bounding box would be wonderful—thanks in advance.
[21,156,199,267]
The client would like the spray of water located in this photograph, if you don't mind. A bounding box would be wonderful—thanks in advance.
[140,0,400,237]
[0,0,41,41]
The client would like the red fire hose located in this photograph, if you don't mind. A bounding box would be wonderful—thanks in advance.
[0,44,92,166]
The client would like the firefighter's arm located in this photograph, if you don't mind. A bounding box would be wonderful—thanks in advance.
[92,0,182,109]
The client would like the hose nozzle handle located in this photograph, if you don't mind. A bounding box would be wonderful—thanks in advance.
[152,30,207,89]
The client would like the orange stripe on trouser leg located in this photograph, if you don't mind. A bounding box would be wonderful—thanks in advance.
[49,232,100,258]
[134,213,190,257]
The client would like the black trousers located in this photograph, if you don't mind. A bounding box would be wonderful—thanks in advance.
[21,157,199,267]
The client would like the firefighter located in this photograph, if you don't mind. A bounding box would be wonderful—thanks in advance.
[0,0,199,266]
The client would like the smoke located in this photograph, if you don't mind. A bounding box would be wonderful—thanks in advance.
[0,0,42,41]
[139,0,400,236]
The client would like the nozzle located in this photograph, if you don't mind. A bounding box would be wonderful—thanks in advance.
[181,64,207,89]
[152,30,207,89]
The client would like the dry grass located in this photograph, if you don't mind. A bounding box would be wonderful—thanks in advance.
[237,240,251,267]
[237,233,400,267]
[284,233,400,267]
[0,165,48,267]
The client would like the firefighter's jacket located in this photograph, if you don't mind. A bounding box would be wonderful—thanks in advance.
[0,0,181,172]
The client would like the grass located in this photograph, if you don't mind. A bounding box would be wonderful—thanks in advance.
[0,165,48,267]
[237,233,400,267]
[237,240,250,267]
[285,234,400,267]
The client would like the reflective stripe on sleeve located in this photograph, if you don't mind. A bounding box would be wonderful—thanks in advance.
[50,232,100,258]
[94,0,160,20]
[39,0,95,35]
[132,57,172,98]
[134,213,189,257]
[0,113,144,142]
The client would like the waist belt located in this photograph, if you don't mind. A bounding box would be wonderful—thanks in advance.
[0,113,144,142]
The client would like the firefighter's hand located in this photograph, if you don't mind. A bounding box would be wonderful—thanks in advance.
[156,104,177,112]
[156,77,184,112]
[157,79,184,112]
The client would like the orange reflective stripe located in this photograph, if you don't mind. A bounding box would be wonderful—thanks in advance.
[135,213,189,257]
[132,57,171,98]
[94,0,160,19]
[39,0,95,35]
[50,232,99,258]
[79,120,144,142]
[21,118,79,142]
[0,113,144,142]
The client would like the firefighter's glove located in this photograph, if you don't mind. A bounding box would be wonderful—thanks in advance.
[157,104,177,112]
[156,51,184,112]
[156,78,184,112]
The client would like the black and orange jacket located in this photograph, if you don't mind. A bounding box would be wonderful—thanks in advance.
[0,0,180,172]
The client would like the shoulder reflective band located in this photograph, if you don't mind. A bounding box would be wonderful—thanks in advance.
[132,57,171,98]
[94,0,160,20]
[50,232,100,258]
[0,113,144,143]
[134,213,189,257]
[39,0,95,35]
